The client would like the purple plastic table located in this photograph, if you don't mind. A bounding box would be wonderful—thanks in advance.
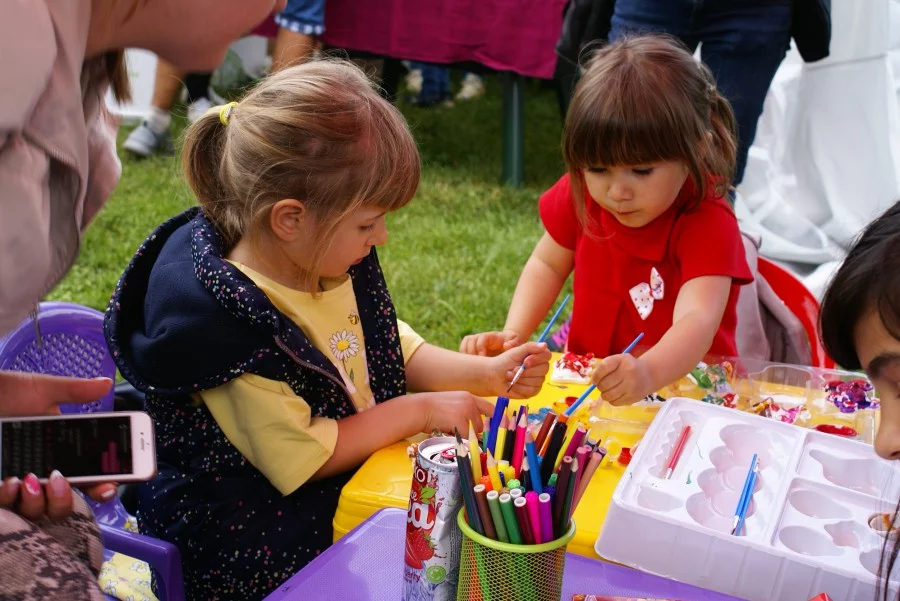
[265,508,746,601]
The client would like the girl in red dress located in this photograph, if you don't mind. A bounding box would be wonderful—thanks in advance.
[462,35,753,405]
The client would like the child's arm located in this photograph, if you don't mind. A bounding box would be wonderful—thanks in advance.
[406,341,551,398]
[592,275,732,405]
[311,391,494,480]
[460,233,574,355]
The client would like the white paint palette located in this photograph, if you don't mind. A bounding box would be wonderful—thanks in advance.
[596,398,900,601]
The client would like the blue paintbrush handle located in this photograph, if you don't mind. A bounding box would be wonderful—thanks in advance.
[563,332,645,417]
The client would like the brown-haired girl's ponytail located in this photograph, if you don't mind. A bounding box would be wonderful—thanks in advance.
[706,86,738,200]
[181,109,239,246]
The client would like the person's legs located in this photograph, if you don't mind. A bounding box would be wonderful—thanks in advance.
[609,0,698,50]
[271,0,325,72]
[123,59,186,157]
[695,0,792,185]
[415,63,452,106]
[184,73,214,123]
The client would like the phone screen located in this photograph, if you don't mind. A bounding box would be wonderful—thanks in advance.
[1,416,133,479]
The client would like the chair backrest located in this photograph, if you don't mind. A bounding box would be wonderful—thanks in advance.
[757,258,835,369]
[0,302,115,412]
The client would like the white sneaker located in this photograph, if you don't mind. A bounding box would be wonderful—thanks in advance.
[406,69,423,95]
[187,97,214,124]
[456,73,485,101]
[122,122,173,157]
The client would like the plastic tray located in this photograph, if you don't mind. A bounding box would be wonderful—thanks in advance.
[596,398,900,601]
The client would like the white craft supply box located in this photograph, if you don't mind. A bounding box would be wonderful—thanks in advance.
[596,398,900,601]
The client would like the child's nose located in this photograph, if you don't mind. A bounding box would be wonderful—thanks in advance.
[608,177,632,202]
[874,421,900,461]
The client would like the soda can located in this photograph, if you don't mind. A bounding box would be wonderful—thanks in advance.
[403,436,463,601]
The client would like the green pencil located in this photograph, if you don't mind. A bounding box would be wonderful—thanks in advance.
[486,490,509,543]
[498,493,523,544]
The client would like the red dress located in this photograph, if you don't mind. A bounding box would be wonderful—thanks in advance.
[539,174,753,358]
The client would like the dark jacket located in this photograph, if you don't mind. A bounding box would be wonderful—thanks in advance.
[104,208,407,600]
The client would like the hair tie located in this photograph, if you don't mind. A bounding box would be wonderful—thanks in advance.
[219,102,238,126]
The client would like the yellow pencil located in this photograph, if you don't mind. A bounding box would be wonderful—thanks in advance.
[555,422,579,470]
[468,421,482,482]
[486,450,503,492]
[494,413,508,458]
[503,465,515,485]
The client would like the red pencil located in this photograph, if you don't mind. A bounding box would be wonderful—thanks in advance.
[664,425,692,479]
[511,412,527,478]
[533,411,556,451]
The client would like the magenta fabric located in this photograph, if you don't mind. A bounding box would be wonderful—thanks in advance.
[322,0,569,79]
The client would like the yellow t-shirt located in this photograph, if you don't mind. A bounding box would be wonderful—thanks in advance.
[198,261,425,495]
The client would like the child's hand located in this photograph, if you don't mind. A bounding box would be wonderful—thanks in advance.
[591,354,655,406]
[459,330,521,357]
[490,342,551,399]
[420,392,496,435]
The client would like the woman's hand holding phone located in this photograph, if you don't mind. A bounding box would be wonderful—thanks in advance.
[0,371,118,520]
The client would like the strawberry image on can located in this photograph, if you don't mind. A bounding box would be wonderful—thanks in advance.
[403,436,463,601]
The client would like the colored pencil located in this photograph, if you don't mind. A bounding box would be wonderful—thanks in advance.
[495,414,509,462]
[526,491,542,544]
[486,451,503,492]
[455,443,484,536]
[539,422,567,487]
[480,475,493,492]
[664,425,692,480]
[563,332,645,418]
[524,432,543,493]
[514,496,534,544]
[509,487,523,500]
[499,493,523,544]
[468,421,482,482]
[474,484,496,539]
[511,412,527,478]
[534,411,556,452]
[503,414,516,462]
[731,454,758,536]
[520,461,531,491]
[481,416,489,449]
[553,456,573,531]
[502,466,515,486]
[538,493,554,543]
[486,490,509,543]
[508,294,571,391]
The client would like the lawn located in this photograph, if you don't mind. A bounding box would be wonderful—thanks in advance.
[51,75,571,350]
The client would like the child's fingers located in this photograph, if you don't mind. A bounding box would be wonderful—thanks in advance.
[475,397,495,416]
[459,336,477,354]
[591,355,621,384]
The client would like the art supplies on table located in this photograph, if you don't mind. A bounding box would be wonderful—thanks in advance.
[596,398,900,601]
[403,437,463,601]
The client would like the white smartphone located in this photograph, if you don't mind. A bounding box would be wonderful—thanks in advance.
[0,411,156,485]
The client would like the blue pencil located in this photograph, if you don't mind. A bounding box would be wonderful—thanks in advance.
[507,294,571,392]
[525,431,543,493]
[486,396,509,456]
[732,454,759,536]
[563,332,645,418]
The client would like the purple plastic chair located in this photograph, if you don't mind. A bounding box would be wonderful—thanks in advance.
[0,302,185,601]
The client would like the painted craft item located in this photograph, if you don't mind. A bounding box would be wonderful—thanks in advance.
[551,352,597,385]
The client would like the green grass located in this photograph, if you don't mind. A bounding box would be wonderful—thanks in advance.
[51,76,570,350]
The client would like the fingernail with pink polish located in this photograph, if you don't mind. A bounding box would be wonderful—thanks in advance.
[49,470,67,497]
[23,473,41,496]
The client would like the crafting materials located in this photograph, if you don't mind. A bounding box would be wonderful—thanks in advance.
[499,493,523,544]
[514,496,534,544]
[563,332,645,418]
[508,294,570,391]
[473,484,496,540]
[663,425,692,480]
[486,490,509,543]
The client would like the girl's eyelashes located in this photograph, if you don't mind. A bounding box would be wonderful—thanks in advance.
[586,166,607,174]
[359,223,376,232]
[632,168,654,176]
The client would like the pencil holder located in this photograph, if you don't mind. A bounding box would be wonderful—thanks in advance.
[456,511,575,601]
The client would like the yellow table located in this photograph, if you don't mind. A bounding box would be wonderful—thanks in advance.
[332,353,877,558]
[333,356,653,558]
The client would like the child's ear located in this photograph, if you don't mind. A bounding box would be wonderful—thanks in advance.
[269,199,307,242]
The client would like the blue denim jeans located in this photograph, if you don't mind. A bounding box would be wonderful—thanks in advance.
[411,62,451,104]
[610,0,793,185]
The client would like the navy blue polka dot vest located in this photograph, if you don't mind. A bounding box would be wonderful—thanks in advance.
[104,208,407,600]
